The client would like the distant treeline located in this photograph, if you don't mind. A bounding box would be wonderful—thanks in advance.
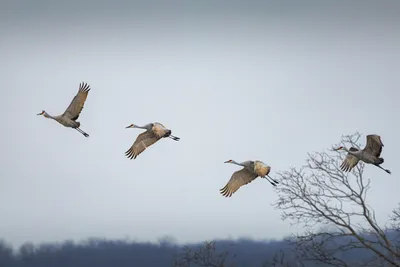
[0,234,394,267]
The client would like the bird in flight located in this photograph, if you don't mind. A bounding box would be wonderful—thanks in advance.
[125,122,180,159]
[37,82,91,137]
[335,134,391,174]
[220,159,278,197]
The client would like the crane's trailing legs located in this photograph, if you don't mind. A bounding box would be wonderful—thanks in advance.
[162,129,180,141]
[75,128,89,137]
[375,164,391,174]
[265,174,279,186]
[169,135,180,141]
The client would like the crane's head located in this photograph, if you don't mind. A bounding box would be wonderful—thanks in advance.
[224,159,233,163]
[37,110,45,116]
[334,146,344,151]
[125,124,135,129]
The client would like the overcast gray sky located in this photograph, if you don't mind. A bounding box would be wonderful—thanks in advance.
[1,0,399,248]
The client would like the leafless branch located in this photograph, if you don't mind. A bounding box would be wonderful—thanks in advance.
[273,132,400,266]
[173,241,234,267]
[262,248,306,267]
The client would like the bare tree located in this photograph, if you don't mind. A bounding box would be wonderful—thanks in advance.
[173,241,235,267]
[388,204,400,253]
[273,132,400,267]
[262,249,306,267]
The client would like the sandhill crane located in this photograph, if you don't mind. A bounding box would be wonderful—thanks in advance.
[335,134,391,174]
[125,122,180,159]
[220,159,279,197]
[37,82,91,137]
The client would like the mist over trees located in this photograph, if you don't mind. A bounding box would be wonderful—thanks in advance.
[2,133,399,267]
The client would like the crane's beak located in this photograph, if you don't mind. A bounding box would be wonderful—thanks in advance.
[37,112,44,116]
[224,160,230,163]
[125,124,133,129]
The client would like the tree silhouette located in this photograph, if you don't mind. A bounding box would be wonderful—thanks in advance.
[173,241,235,267]
[273,132,400,266]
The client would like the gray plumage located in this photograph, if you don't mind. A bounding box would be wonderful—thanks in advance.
[220,159,279,198]
[335,134,391,174]
[125,122,180,159]
[37,82,91,137]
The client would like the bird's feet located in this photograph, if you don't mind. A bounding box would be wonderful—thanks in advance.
[386,169,391,174]
[169,135,180,141]
[266,176,279,185]
[83,133,89,137]
[264,177,278,186]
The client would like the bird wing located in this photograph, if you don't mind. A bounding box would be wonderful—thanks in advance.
[364,134,384,158]
[125,131,161,159]
[220,168,258,197]
[62,82,91,121]
[340,147,360,172]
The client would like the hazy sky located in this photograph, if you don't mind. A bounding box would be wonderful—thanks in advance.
[1,0,399,248]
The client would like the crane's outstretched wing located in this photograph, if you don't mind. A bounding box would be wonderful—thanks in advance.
[220,168,258,197]
[125,131,161,159]
[364,134,384,158]
[340,147,360,172]
[62,82,91,121]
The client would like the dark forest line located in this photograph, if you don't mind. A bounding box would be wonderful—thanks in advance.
[1,232,395,267]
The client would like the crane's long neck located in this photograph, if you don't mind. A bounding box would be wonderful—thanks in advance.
[343,147,359,156]
[341,147,350,153]
[43,112,56,120]
[230,160,244,167]
[135,124,150,130]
